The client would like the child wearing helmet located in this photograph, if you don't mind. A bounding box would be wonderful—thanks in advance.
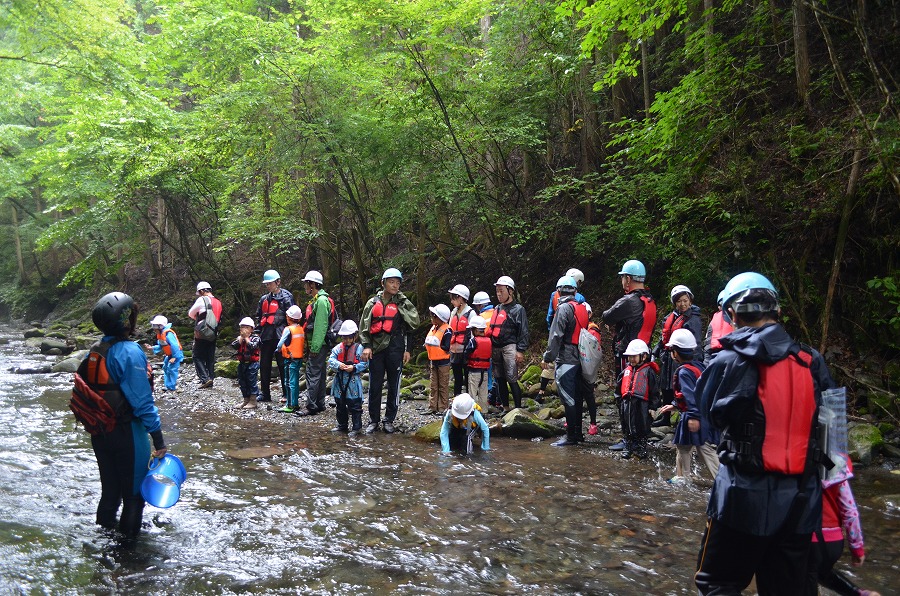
[614,339,659,458]
[440,393,491,454]
[424,304,453,415]
[471,292,498,408]
[703,290,734,366]
[656,328,718,482]
[463,314,492,412]
[327,320,368,437]
[149,315,183,392]
[275,305,306,413]
[448,284,476,396]
[654,285,703,406]
[232,317,262,409]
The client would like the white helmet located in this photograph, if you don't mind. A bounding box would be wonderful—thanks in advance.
[583,302,592,314]
[472,291,491,306]
[448,284,470,301]
[196,281,212,294]
[623,339,650,356]
[428,304,452,323]
[337,320,359,336]
[239,317,255,327]
[467,315,486,330]
[565,268,585,285]
[451,393,476,419]
[666,328,698,351]
[670,284,694,304]
[495,275,515,289]
[286,305,304,321]
[303,270,324,285]
[150,315,168,327]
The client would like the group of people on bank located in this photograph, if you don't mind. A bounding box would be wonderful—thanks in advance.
[76,260,878,596]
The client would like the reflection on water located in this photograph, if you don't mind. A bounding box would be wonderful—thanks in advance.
[0,329,897,594]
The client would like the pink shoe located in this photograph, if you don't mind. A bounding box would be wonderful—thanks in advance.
[588,424,598,436]
[564,421,567,428]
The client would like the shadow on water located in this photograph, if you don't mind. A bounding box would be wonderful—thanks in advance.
[0,329,897,594]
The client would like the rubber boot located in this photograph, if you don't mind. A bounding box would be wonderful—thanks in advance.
[496,380,510,412]
[349,411,363,437]
[621,439,635,459]
[509,381,523,409]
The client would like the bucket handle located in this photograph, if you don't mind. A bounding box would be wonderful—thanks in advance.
[148,455,163,471]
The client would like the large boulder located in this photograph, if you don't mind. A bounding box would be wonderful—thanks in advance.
[414,420,443,443]
[23,328,44,339]
[215,360,239,379]
[40,338,73,355]
[495,408,564,438]
[848,423,884,465]
[53,351,89,373]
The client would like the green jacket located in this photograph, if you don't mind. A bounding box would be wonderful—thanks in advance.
[359,290,420,354]
[306,289,332,353]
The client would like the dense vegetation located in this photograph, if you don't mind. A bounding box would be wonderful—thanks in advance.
[0,0,898,363]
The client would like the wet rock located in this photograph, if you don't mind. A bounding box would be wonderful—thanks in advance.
[23,328,44,339]
[413,420,443,443]
[496,408,564,438]
[45,331,67,340]
[519,364,542,386]
[40,338,72,355]
[25,337,43,350]
[53,355,85,373]
[45,348,63,356]
[848,423,884,465]
[10,365,52,374]
[535,408,552,420]
[882,443,900,459]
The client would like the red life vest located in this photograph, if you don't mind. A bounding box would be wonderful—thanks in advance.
[260,297,280,326]
[449,307,472,346]
[70,341,136,434]
[281,324,306,359]
[370,299,400,335]
[237,340,260,363]
[709,311,733,351]
[637,293,657,344]
[305,295,336,333]
[673,363,703,412]
[619,361,659,401]
[336,343,360,365]
[467,336,493,369]
[757,349,817,475]
[568,302,589,345]
[488,307,508,339]
[661,312,687,347]
[156,329,181,356]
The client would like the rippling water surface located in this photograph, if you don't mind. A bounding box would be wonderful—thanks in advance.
[0,327,897,594]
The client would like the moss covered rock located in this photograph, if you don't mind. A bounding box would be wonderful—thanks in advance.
[414,420,443,443]
[215,360,239,379]
[848,423,884,465]
[495,408,564,438]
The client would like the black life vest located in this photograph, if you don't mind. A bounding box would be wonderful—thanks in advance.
[70,341,136,434]
[370,299,400,335]
[305,295,337,333]
[619,361,659,402]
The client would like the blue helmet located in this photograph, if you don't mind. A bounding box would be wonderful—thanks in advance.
[716,289,727,307]
[262,269,280,283]
[618,259,646,281]
[382,267,403,281]
[556,275,578,293]
[721,272,778,324]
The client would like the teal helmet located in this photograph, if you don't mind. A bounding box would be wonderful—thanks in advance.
[382,267,403,281]
[721,272,778,324]
[618,260,646,281]
[716,289,727,307]
[556,275,578,293]
[262,269,280,283]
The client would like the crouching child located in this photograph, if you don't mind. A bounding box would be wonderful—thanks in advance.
[328,320,368,437]
[440,393,490,455]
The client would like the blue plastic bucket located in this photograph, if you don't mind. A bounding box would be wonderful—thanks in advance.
[141,454,187,508]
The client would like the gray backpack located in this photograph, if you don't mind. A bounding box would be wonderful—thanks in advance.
[195,296,219,341]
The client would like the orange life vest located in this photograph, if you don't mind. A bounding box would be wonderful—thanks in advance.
[587,322,602,343]
[661,311,687,347]
[673,363,703,412]
[370,299,400,335]
[425,324,450,361]
[709,310,734,351]
[619,361,659,402]
[70,341,136,434]
[449,307,473,346]
[488,307,508,339]
[480,309,493,334]
[260,297,280,326]
[281,324,306,359]
[637,293,657,344]
[467,336,493,369]
[156,329,181,356]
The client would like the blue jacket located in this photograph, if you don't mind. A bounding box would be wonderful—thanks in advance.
[672,360,718,446]
[152,324,183,361]
[440,409,490,453]
[327,342,368,401]
[546,290,585,330]
[102,337,164,441]
[698,322,834,536]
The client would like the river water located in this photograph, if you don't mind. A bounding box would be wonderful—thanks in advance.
[0,327,897,594]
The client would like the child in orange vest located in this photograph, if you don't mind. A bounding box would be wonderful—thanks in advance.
[276,305,305,413]
[424,304,452,415]
[464,315,492,412]
[149,315,183,392]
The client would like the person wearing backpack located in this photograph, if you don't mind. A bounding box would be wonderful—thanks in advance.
[297,270,334,417]
[81,292,167,539]
[695,272,836,595]
[188,281,222,389]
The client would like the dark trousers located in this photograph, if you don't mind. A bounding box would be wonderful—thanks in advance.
[238,362,260,398]
[696,518,813,595]
[556,362,585,440]
[451,356,467,396]
[808,539,862,596]
[336,396,363,431]
[91,421,148,538]
[367,348,403,424]
[258,339,284,401]
[305,347,330,412]
[192,338,216,383]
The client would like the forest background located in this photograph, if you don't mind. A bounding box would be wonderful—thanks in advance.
[0,1,898,389]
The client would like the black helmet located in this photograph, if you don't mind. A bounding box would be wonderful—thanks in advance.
[92,292,137,336]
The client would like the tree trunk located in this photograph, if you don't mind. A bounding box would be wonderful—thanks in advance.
[11,205,26,284]
[792,0,810,109]
[416,222,427,313]
[820,146,863,352]
[704,0,714,66]
[640,14,651,116]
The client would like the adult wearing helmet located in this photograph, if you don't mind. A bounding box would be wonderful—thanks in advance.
[601,260,657,451]
[653,284,703,406]
[703,289,734,365]
[540,269,587,400]
[541,275,590,446]
[84,292,166,538]
[188,281,223,389]
[447,283,475,396]
[297,270,335,417]
[255,269,295,404]
[694,272,836,595]
[358,268,420,433]
[488,276,529,413]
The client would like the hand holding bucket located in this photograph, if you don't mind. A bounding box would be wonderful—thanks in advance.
[141,454,187,508]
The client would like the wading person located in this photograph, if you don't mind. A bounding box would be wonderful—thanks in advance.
[489,276,528,414]
[81,292,167,539]
[327,320,368,437]
[695,272,834,595]
[188,281,222,389]
[359,268,420,434]
[255,269,295,404]
[439,393,490,455]
[149,315,183,392]
[539,268,586,402]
